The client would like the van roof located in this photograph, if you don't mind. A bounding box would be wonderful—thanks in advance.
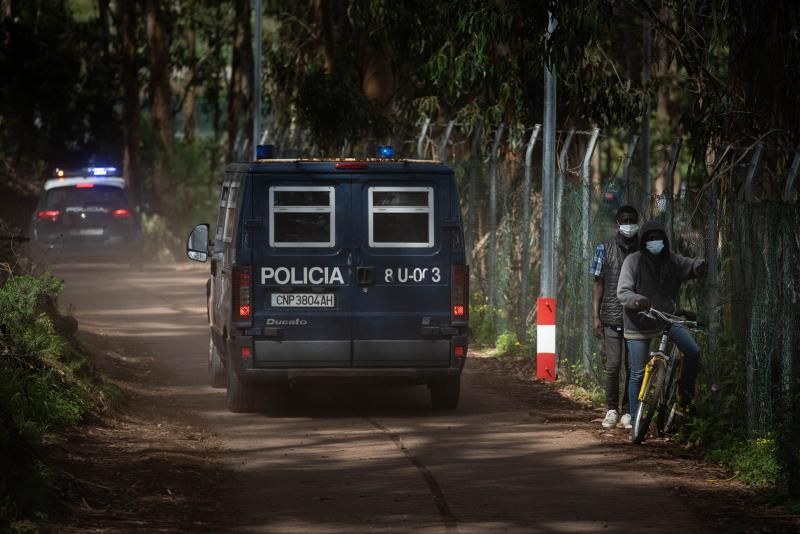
[226,158,453,175]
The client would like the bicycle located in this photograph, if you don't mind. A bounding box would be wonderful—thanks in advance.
[631,308,703,444]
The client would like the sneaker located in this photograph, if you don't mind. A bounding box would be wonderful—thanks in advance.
[601,409,619,429]
[619,413,632,429]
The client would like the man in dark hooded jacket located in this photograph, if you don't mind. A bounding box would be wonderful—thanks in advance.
[616,220,707,423]
[590,205,639,430]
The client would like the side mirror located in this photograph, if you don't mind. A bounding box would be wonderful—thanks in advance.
[186,223,210,262]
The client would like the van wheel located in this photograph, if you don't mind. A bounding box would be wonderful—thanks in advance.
[430,376,460,410]
[257,384,290,415]
[208,337,226,388]
[226,358,254,413]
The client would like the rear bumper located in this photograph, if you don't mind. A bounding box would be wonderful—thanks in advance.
[32,236,142,260]
[237,366,461,385]
[227,334,467,385]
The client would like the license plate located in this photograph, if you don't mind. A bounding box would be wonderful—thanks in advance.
[71,228,104,236]
[271,293,335,308]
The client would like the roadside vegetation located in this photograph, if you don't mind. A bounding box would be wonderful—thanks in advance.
[0,264,120,530]
[1,0,798,515]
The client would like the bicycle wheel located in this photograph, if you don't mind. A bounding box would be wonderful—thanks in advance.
[658,349,682,435]
[632,358,666,444]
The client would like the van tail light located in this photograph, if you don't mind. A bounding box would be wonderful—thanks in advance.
[452,265,469,321]
[233,266,252,322]
[112,208,131,218]
[37,209,61,222]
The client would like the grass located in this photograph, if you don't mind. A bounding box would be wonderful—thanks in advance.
[0,268,120,530]
[560,382,605,407]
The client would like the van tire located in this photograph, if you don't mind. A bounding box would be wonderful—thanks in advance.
[208,337,226,388]
[226,358,254,413]
[430,376,460,410]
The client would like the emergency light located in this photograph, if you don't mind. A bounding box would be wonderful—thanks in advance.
[377,145,394,158]
[89,166,117,176]
[256,144,274,159]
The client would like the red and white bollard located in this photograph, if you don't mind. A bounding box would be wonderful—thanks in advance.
[536,297,557,381]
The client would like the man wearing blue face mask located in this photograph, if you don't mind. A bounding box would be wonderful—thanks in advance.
[590,205,639,430]
[616,221,707,429]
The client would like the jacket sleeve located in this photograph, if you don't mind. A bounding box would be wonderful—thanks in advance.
[617,254,646,308]
[672,252,703,281]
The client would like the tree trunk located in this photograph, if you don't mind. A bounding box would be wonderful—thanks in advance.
[227,0,253,162]
[146,0,172,153]
[121,0,141,207]
[98,0,111,52]
[320,0,336,73]
[184,4,197,144]
[145,0,172,210]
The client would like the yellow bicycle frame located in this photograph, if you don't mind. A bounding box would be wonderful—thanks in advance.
[638,352,668,402]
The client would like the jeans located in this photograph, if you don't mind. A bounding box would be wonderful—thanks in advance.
[603,326,630,413]
[627,325,701,419]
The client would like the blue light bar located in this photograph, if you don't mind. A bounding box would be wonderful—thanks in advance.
[88,166,118,176]
[256,144,274,160]
[377,145,394,158]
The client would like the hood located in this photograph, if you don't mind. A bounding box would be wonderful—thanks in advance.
[639,220,670,257]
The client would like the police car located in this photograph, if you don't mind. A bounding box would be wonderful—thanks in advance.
[186,145,470,413]
[30,167,143,265]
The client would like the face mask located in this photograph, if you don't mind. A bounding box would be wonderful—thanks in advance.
[619,224,638,238]
[645,240,665,255]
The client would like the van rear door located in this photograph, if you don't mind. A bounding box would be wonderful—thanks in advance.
[351,176,451,367]
[252,176,352,368]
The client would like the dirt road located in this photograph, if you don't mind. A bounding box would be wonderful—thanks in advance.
[54,262,703,533]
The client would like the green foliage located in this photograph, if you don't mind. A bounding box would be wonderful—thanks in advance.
[468,297,499,347]
[0,274,64,358]
[707,438,781,489]
[294,65,385,148]
[138,133,221,259]
[495,330,519,357]
[0,272,118,527]
[561,383,606,406]
[141,213,180,262]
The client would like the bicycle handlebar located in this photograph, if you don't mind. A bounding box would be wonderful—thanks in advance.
[639,307,705,329]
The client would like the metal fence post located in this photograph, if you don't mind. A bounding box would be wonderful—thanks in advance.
[705,146,727,407]
[416,117,431,159]
[783,148,800,204]
[537,9,558,381]
[437,120,455,162]
[520,124,541,340]
[581,128,600,380]
[552,128,575,288]
[744,142,764,436]
[252,0,262,161]
[467,121,483,267]
[780,148,800,492]
[744,143,765,204]
[488,124,505,321]
[664,138,682,243]
[622,135,639,206]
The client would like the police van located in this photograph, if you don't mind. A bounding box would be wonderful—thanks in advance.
[186,146,469,413]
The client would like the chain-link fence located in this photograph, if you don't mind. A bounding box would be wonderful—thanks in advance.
[264,121,800,483]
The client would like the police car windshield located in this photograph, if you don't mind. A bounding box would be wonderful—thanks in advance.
[45,186,128,209]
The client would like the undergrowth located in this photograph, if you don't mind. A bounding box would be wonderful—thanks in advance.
[0,268,119,530]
